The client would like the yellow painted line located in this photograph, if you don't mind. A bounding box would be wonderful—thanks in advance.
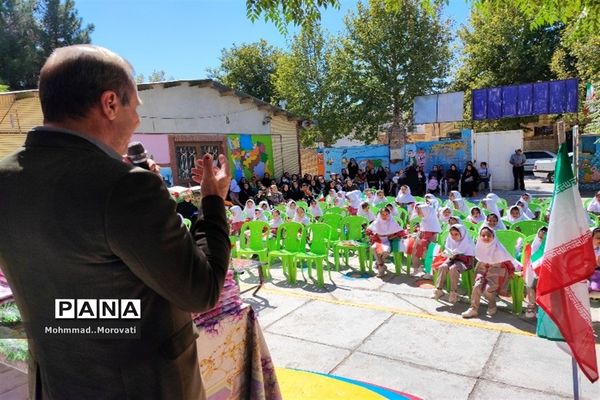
[256,286,536,337]
[255,286,600,348]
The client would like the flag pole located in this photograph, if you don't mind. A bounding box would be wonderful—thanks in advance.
[572,357,580,400]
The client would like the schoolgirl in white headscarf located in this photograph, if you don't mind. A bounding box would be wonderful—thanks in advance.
[447,191,469,214]
[367,208,405,277]
[293,207,310,225]
[481,196,502,219]
[373,189,387,205]
[229,205,246,235]
[358,202,376,222]
[253,208,268,222]
[346,190,363,215]
[506,205,530,223]
[270,209,284,233]
[424,193,440,210]
[517,198,535,219]
[334,191,347,207]
[395,185,416,210]
[438,206,452,224]
[286,200,297,219]
[243,199,256,219]
[467,206,486,224]
[326,189,337,205]
[483,212,506,230]
[308,199,323,219]
[461,227,519,319]
[259,200,270,211]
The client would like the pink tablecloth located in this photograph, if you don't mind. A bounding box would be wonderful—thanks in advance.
[196,306,281,400]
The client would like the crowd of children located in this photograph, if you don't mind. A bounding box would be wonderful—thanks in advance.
[227,186,600,320]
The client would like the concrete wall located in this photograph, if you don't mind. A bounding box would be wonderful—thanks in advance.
[524,135,558,152]
[136,83,269,135]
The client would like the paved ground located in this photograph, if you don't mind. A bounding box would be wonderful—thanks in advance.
[240,178,600,400]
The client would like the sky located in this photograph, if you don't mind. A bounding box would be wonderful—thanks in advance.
[75,0,471,81]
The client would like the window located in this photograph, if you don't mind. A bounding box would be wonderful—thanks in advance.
[169,135,225,185]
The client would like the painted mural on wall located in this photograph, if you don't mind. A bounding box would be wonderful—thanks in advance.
[322,129,473,176]
[579,135,600,191]
[323,145,389,176]
[226,134,274,181]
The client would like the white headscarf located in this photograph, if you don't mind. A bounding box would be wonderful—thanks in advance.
[368,211,403,236]
[506,205,530,223]
[326,190,337,205]
[346,190,363,209]
[243,200,256,218]
[358,207,376,222]
[395,186,416,204]
[286,200,297,219]
[259,200,270,211]
[293,211,310,225]
[445,224,475,257]
[484,212,507,230]
[447,191,468,213]
[475,228,520,267]
[334,191,346,207]
[373,193,387,205]
[270,212,283,229]
[309,202,322,217]
[588,196,600,213]
[253,208,268,221]
[230,206,246,223]
[482,196,502,218]
[424,193,440,210]
[467,206,486,224]
[438,206,452,224]
[448,215,462,226]
[417,203,441,233]
[531,227,547,254]
[518,197,535,219]
[385,203,399,217]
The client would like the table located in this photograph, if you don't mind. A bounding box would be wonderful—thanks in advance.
[196,306,281,400]
[230,258,264,295]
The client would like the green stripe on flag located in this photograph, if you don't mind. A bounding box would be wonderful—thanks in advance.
[553,143,575,195]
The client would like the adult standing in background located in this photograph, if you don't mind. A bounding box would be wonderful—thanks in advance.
[510,148,526,191]
[229,177,242,206]
[347,158,359,180]
[0,45,230,399]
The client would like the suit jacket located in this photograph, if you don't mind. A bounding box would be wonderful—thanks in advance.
[0,129,230,399]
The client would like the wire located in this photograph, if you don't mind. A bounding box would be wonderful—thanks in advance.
[140,106,257,120]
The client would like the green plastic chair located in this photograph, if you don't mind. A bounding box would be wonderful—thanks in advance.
[237,220,270,276]
[501,220,512,230]
[496,229,527,314]
[267,222,306,283]
[296,201,308,209]
[333,215,370,273]
[229,235,237,258]
[589,213,600,227]
[182,218,192,230]
[510,220,547,236]
[321,213,343,241]
[324,207,347,216]
[293,223,332,287]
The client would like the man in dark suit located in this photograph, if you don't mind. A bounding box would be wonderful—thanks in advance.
[0,45,230,399]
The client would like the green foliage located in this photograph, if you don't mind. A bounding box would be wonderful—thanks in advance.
[0,84,8,92]
[245,0,341,33]
[0,302,21,326]
[207,39,282,102]
[330,0,452,143]
[273,25,346,146]
[0,0,93,90]
[135,70,173,84]
[0,339,28,361]
[585,82,600,134]
[476,0,599,38]
[453,2,563,130]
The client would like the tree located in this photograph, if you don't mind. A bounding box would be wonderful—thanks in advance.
[246,1,598,37]
[135,70,172,84]
[273,25,345,145]
[0,0,40,89]
[452,2,563,130]
[329,0,451,143]
[0,0,93,90]
[37,0,93,57]
[207,40,282,102]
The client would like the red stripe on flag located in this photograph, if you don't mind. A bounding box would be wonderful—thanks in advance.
[537,232,596,296]
[537,284,598,382]
[536,233,598,382]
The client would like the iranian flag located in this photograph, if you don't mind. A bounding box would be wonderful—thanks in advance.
[534,143,598,382]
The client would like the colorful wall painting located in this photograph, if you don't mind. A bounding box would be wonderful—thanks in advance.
[226,134,274,181]
[579,135,600,191]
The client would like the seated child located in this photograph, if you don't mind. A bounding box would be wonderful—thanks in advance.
[395,185,416,213]
[409,204,441,276]
[346,190,363,215]
[270,209,284,235]
[308,199,323,220]
[286,200,298,220]
[358,202,376,222]
[366,208,407,278]
[334,191,347,208]
[447,191,469,214]
[364,189,375,205]
[259,200,271,212]
[243,199,256,219]
[462,227,519,319]
[229,205,246,235]
[467,207,486,224]
[293,207,310,225]
[485,213,506,230]
[524,226,547,318]
[506,205,530,224]
[424,193,440,210]
[432,224,475,304]
[373,190,387,205]
[438,206,452,225]
[254,208,268,222]
[427,175,439,194]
